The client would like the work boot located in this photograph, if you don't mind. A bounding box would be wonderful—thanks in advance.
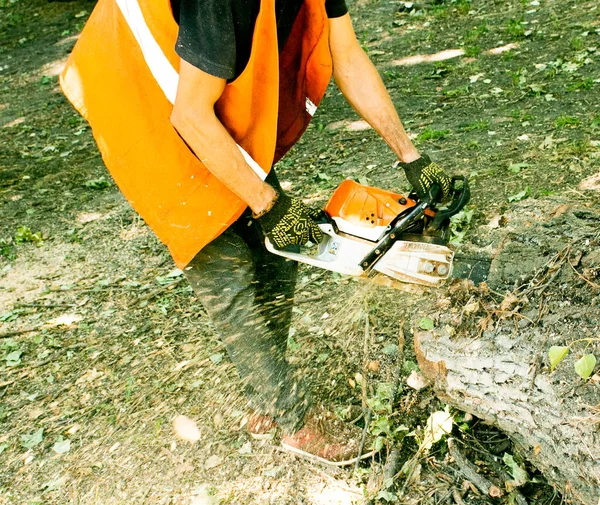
[281,410,362,465]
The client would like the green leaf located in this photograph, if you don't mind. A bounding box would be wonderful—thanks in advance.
[209,353,223,364]
[508,186,531,203]
[287,335,299,352]
[376,382,396,402]
[84,177,111,190]
[21,428,44,449]
[52,439,71,454]
[382,344,399,357]
[503,453,529,486]
[316,352,329,363]
[5,350,22,362]
[371,418,392,437]
[373,436,386,452]
[548,346,569,371]
[0,443,8,455]
[507,162,529,174]
[5,349,22,366]
[574,354,596,379]
[377,489,399,502]
[419,317,435,330]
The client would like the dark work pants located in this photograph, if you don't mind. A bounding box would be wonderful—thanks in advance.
[183,176,310,433]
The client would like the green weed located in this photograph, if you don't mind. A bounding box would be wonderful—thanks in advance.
[464,45,481,57]
[511,110,533,122]
[570,37,584,51]
[453,0,472,15]
[554,115,580,128]
[14,226,43,246]
[0,239,15,259]
[461,119,489,131]
[443,86,470,99]
[567,77,595,92]
[505,18,525,39]
[417,127,450,141]
[464,24,488,44]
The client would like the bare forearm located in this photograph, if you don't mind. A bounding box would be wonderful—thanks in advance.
[333,44,420,163]
[171,110,276,215]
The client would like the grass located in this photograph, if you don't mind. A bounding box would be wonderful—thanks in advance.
[554,115,580,128]
[417,127,451,141]
[461,119,489,131]
[505,17,526,39]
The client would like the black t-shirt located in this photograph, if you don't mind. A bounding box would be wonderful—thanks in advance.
[171,0,348,80]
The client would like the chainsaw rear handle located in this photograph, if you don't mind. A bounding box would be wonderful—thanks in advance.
[430,176,470,230]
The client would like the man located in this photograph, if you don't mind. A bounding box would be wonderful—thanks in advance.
[61,0,451,463]
[169,0,451,460]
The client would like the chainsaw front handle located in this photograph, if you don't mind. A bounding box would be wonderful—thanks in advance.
[430,176,470,230]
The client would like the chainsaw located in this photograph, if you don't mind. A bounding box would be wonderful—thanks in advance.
[265,177,471,288]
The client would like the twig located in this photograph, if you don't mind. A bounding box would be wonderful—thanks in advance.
[473,446,529,505]
[0,325,74,340]
[355,410,372,471]
[383,448,402,483]
[448,438,504,498]
[452,488,467,505]
[295,295,324,305]
[0,328,38,339]
[378,322,406,485]
[275,444,377,468]
[16,302,76,309]
[568,258,600,290]
[355,311,373,469]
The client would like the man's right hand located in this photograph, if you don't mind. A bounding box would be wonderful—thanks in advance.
[256,192,323,249]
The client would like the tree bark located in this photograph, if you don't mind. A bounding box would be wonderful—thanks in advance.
[414,197,600,505]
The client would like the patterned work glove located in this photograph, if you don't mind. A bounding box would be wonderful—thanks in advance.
[256,191,324,249]
[399,154,452,201]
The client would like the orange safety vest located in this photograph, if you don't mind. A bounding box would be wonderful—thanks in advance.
[60,0,332,268]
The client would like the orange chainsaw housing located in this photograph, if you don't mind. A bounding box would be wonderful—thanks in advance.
[324,180,434,230]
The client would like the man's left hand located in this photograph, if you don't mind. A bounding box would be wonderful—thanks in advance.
[400,154,452,201]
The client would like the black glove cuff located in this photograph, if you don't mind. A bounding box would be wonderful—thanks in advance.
[255,191,292,233]
[398,153,431,172]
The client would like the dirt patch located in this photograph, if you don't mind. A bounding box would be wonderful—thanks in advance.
[2,0,600,503]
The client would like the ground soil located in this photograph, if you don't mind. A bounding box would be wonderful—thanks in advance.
[1,0,599,504]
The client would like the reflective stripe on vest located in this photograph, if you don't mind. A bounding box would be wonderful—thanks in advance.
[114,0,268,180]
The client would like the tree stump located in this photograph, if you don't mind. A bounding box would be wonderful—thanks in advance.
[414,196,600,505]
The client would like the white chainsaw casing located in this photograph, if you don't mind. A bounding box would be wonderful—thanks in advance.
[265,223,454,287]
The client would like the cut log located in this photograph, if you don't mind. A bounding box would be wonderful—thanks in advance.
[414,197,600,505]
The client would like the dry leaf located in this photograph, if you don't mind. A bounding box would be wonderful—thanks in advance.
[173,415,200,443]
[407,370,429,391]
[204,455,223,470]
[367,360,380,373]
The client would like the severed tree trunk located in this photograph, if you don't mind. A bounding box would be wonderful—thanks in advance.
[414,196,600,505]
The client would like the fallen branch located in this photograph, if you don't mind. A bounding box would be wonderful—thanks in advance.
[448,438,504,498]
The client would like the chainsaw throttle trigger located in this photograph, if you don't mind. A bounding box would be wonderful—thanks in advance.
[430,176,470,231]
